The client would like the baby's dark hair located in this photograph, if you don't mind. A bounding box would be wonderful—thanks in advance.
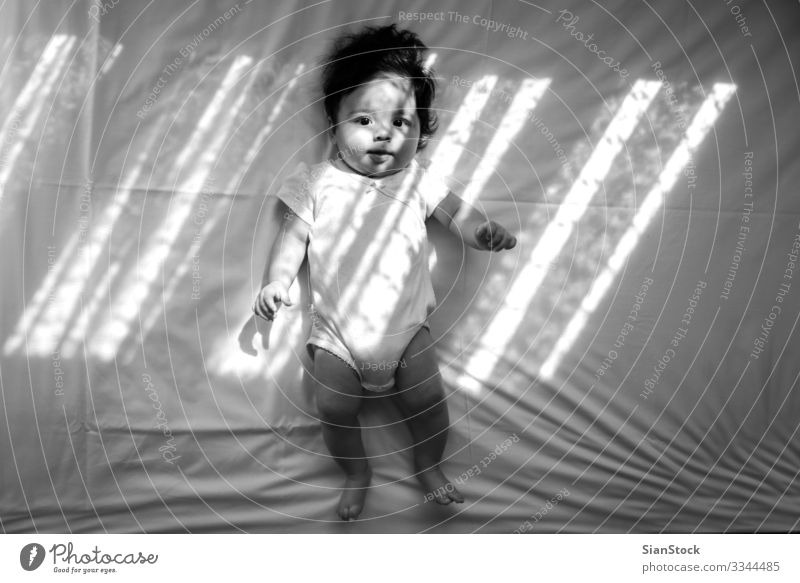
[321,24,438,150]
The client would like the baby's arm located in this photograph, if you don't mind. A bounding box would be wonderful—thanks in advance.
[253,202,309,320]
[431,192,517,251]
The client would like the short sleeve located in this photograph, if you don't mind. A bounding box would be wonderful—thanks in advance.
[415,158,453,218]
[275,162,314,225]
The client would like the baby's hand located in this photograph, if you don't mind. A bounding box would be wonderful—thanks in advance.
[475,221,517,252]
[253,281,293,321]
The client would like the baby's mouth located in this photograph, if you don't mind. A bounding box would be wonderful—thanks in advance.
[368,151,393,163]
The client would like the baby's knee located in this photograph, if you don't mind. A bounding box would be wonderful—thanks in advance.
[399,377,445,415]
[316,390,361,424]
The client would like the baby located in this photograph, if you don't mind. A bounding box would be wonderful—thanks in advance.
[254,24,516,520]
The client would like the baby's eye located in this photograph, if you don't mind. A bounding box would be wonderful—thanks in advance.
[356,116,372,126]
[393,118,410,127]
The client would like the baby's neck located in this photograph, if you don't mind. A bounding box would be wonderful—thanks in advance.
[331,156,410,179]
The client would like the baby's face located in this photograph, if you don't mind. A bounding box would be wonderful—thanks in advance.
[331,74,421,178]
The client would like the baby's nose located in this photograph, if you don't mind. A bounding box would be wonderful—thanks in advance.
[373,123,391,141]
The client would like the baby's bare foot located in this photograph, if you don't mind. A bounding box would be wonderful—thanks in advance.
[337,468,372,521]
[418,465,464,505]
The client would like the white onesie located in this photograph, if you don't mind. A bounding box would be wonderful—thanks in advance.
[276,157,451,392]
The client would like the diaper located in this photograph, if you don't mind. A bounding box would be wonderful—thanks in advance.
[307,309,429,392]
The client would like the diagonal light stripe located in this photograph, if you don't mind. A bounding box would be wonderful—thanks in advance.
[89,55,254,361]
[2,40,142,356]
[0,35,72,139]
[1,37,86,355]
[455,80,662,394]
[116,57,269,352]
[539,82,737,380]
[0,35,75,196]
[430,77,550,277]
[5,111,171,356]
[207,59,320,380]
[459,78,551,206]
[430,74,498,178]
[99,42,123,76]
[133,63,307,358]
[59,237,131,359]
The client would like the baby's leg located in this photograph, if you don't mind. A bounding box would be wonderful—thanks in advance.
[313,349,371,520]
[393,328,464,505]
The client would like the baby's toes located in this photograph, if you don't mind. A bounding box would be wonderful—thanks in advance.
[338,504,351,521]
[448,487,464,503]
[433,489,452,505]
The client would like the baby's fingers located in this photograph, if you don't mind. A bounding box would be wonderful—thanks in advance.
[476,222,515,251]
[476,222,495,247]
[490,224,518,250]
[494,232,516,251]
[254,295,278,320]
[486,228,506,250]
[253,300,271,320]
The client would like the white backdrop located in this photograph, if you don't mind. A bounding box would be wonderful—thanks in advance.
[1,0,799,532]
